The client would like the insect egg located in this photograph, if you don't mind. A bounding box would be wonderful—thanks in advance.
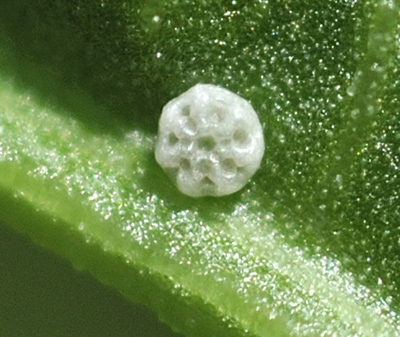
[155,84,264,197]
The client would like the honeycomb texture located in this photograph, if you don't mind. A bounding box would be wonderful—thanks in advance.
[155,84,264,197]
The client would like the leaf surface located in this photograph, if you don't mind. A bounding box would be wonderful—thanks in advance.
[1,0,400,336]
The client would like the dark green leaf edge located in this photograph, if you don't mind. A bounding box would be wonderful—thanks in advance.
[0,188,261,337]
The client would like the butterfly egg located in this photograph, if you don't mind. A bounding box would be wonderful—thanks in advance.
[155,84,264,197]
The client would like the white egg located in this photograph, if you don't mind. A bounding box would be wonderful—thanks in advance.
[155,84,264,197]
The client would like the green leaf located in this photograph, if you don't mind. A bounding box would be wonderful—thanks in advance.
[1,0,400,336]
[0,223,182,337]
